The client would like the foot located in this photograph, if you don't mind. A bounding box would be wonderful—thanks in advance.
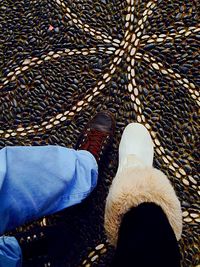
[75,111,115,162]
[118,123,154,172]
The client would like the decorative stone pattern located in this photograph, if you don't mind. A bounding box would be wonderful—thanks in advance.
[0,0,199,266]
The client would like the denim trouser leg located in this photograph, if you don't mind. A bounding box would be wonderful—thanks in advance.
[0,145,98,267]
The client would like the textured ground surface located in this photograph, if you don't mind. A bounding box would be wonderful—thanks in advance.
[0,0,199,266]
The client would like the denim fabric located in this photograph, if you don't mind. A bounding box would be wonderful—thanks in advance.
[0,237,22,267]
[0,146,98,267]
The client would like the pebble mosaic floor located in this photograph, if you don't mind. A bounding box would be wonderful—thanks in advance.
[0,0,199,266]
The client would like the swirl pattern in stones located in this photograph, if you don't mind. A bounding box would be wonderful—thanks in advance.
[0,0,199,266]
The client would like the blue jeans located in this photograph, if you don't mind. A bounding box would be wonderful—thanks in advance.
[0,146,98,267]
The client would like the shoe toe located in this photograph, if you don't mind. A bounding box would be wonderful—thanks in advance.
[91,111,114,133]
[119,123,154,167]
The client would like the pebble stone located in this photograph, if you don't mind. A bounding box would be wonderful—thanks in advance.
[0,0,198,266]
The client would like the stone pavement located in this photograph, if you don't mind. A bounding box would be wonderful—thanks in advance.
[0,0,199,266]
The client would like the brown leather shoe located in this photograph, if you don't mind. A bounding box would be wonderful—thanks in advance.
[75,111,115,162]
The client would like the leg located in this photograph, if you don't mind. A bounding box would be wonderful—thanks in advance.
[111,203,181,267]
[0,145,98,234]
[0,236,22,267]
[105,123,182,267]
[0,111,115,267]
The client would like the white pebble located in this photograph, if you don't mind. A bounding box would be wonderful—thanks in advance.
[128,83,133,92]
[17,127,24,132]
[131,94,135,101]
[131,14,134,22]
[94,91,100,96]
[189,83,195,89]
[131,34,136,43]
[132,78,136,86]
[126,14,131,21]
[183,78,189,84]
[22,66,29,71]
[113,57,118,63]
[119,50,124,56]
[91,255,99,262]
[134,87,138,96]
[141,35,149,39]
[32,57,38,61]
[130,47,136,56]
[137,116,142,123]
[46,124,53,129]
[154,138,161,146]
[95,244,104,250]
[37,60,43,64]
[117,58,122,64]
[163,156,169,164]
[113,39,120,44]
[103,73,109,79]
[182,211,189,217]
[191,213,198,218]
[105,76,111,82]
[136,98,140,105]
[125,34,131,41]
[145,123,151,130]
[60,116,67,121]
[131,69,135,77]
[108,47,116,51]
[29,62,36,66]
[22,59,31,65]
[175,73,181,78]
[44,56,51,61]
[104,39,111,43]
[78,100,84,106]
[134,103,138,111]
[152,63,159,70]
[99,84,105,90]
[56,114,63,119]
[179,168,186,175]
[124,42,129,49]
[156,148,162,155]
[111,67,116,74]
[53,120,60,125]
[184,30,192,37]
[134,39,140,46]
[157,38,164,42]
[177,79,183,84]
[188,176,197,184]
[182,178,189,186]
[15,70,21,75]
[88,96,93,102]
[161,69,168,75]
[131,58,135,66]
[77,107,83,112]
[183,217,192,223]
[138,19,143,26]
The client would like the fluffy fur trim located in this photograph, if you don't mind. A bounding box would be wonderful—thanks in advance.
[105,167,182,246]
